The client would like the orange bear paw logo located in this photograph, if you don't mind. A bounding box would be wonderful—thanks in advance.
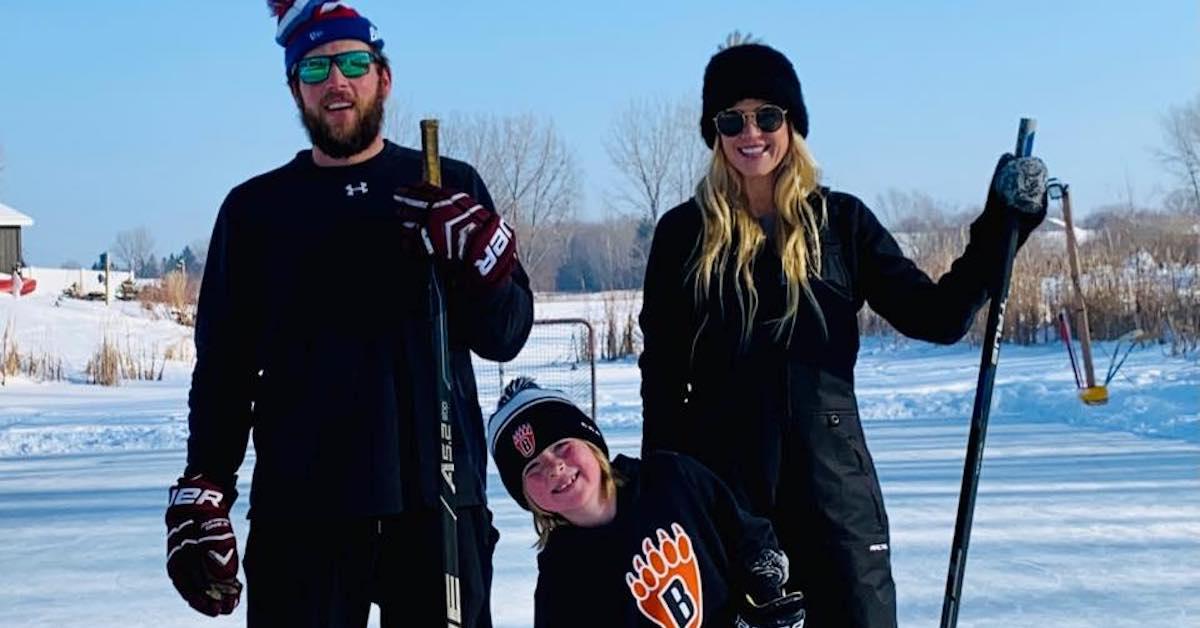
[624,523,704,628]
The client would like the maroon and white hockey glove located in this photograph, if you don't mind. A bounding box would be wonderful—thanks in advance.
[394,182,517,289]
[165,475,242,617]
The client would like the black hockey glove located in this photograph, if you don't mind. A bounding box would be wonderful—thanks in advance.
[165,475,242,616]
[734,591,807,628]
[744,547,790,607]
[974,152,1048,250]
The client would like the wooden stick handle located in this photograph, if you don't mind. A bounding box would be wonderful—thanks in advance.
[420,119,442,186]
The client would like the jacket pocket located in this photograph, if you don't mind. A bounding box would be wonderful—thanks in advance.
[819,241,855,302]
[808,410,888,539]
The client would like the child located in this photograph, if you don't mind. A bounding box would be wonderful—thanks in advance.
[488,378,806,628]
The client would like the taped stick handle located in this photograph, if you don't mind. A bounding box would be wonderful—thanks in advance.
[1014,118,1036,158]
[421,119,442,186]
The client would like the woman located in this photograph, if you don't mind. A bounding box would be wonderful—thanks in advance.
[638,41,1046,627]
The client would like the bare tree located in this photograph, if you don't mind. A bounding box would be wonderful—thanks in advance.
[555,215,641,292]
[385,98,420,148]
[189,237,210,270]
[383,109,581,289]
[1163,188,1197,215]
[112,227,156,275]
[1157,94,1200,214]
[606,96,709,224]
[590,214,641,290]
[437,112,504,180]
[874,189,969,232]
[437,113,581,289]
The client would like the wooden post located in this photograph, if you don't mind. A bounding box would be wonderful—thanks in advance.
[104,251,111,306]
[1060,186,1097,389]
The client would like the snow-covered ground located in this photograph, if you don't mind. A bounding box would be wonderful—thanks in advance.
[1,290,1197,627]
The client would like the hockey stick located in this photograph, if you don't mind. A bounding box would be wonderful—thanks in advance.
[940,118,1036,628]
[421,119,463,628]
[1103,328,1146,387]
[1057,309,1083,389]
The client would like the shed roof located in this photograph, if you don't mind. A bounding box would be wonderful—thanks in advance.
[0,202,33,227]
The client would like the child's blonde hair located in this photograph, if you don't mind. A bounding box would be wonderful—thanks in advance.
[524,441,625,549]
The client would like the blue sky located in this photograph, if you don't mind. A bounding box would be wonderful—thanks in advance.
[1,0,1196,266]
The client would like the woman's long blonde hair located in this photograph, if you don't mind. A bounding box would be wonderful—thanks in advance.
[525,441,625,549]
[692,126,826,346]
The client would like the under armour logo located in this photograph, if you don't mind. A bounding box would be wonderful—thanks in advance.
[346,182,368,197]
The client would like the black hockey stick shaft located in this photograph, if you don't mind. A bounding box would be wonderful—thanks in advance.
[1057,310,1083,388]
[421,119,462,628]
[940,118,1036,628]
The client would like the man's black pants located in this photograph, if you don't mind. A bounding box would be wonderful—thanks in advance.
[244,506,497,627]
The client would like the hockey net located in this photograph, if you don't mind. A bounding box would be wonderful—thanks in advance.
[472,318,597,419]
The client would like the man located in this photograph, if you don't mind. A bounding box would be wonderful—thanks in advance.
[163,2,532,625]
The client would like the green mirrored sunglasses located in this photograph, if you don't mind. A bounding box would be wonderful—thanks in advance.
[293,50,378,85]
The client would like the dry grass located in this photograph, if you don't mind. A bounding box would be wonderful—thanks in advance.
[85,336,122,386]
[858,216,1200,354]
[574,322,596,364]
[1070,221,1199,355]
[0,321,18,384]
[85,332,168,386]
[601,292,641,360]
[163,336,195,363]
[137,271,200,326]
[0,319,66,385]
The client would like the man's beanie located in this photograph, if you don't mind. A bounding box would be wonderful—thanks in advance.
[487,378,608,511]
[700,43,808,148]
[269,1,384,72]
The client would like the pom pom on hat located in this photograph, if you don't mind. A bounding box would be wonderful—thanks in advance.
[269,1,384,72]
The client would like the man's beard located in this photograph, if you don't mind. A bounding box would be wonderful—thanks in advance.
[298,90,385,159]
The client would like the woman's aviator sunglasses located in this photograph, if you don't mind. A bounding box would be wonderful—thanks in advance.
[293,50,379,85]
[713,105,788,137]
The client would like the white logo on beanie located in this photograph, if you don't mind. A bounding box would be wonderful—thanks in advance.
[487,379,576,457]
[513,423,536,458]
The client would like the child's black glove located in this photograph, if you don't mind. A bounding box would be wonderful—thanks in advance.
[734,591,806,628]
